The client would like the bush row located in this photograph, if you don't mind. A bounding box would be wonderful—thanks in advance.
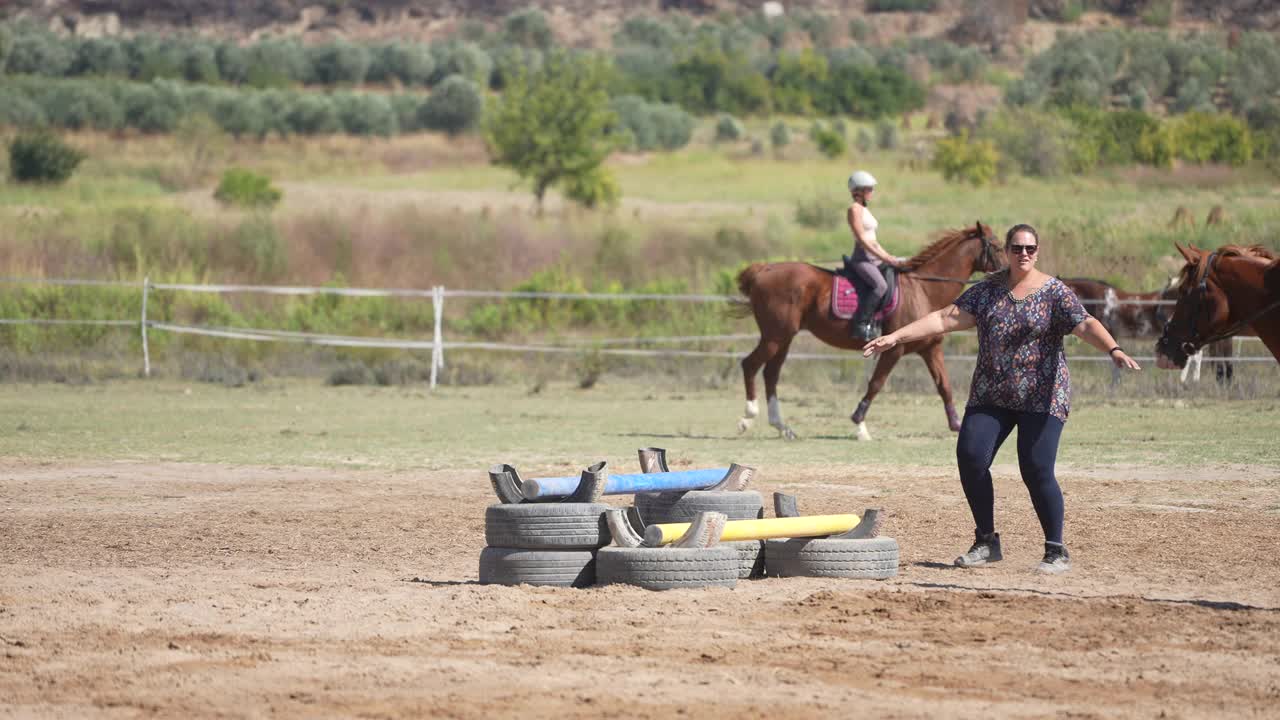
[936,106,1263,185]
[1008,29,1280,120]
[0,75,484,137]
[1,13,975,120]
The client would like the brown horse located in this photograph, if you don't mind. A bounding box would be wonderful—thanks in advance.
[735,221,1004,441]
[1156,244,1280,368]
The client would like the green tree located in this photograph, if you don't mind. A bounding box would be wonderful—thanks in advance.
[484,52,621,211]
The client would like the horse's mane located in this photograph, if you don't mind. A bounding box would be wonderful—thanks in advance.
[900,227,975,272]
[1179,244,1279,287]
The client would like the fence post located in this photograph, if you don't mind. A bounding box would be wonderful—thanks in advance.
[141,275,151,378]
[430,285,445,390]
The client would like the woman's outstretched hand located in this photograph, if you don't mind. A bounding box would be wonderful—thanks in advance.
[1111,349,1142,370]
[863,333,899,357]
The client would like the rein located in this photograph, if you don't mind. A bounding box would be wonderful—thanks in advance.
[899,232,998,285]
[1177,251,1280,352]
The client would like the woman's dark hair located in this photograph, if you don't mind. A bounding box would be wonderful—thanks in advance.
[1005,223,1039,247]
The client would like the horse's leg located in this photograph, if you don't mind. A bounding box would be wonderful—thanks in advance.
[851,345,905,441]
[739,338,780,434]
[763,337,797,440]
[920,340,962,432]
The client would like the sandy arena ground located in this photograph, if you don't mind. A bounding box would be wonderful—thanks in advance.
[2,459,1278,718]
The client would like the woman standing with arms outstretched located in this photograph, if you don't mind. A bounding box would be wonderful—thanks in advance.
[863,224,1141,574]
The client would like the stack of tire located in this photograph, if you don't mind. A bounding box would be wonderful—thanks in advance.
[594,488,767,590]
[478,502,611,588]
[764,535,899,580]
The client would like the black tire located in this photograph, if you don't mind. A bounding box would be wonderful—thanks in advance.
[764,536,899,579]
[596,546,738,590]
[484,503,610,550]
[478,547,596,588]
[723,540,765,579]
[633,490,764,525]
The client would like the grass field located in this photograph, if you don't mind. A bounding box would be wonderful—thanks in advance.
[3,380,1277,470]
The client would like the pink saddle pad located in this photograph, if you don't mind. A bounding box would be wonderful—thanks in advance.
[831,275,899,321]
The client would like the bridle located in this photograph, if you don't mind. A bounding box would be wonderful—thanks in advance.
[901,229,1001,285]
[1163,252,1280,357]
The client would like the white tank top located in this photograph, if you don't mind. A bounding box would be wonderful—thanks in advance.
[851,205,880,262]
[860,206,879,243]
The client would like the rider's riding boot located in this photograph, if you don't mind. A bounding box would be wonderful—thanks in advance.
[850,299,881,340]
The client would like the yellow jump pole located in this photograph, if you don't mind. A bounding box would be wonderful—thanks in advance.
[644,514,862,547]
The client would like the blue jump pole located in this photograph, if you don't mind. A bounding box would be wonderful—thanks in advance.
[523,468,731,501]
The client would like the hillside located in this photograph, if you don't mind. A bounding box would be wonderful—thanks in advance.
[4,1,1278,45]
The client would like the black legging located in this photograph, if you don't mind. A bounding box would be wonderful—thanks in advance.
[956,406,1066,544]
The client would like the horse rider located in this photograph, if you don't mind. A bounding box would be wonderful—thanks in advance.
[845,170,904,340]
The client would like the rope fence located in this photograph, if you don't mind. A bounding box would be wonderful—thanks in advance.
[1,277,1271,388]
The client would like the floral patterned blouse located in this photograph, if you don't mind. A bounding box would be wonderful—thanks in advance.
[953,275,1091,422]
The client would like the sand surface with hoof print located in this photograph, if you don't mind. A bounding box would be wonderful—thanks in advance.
[2,459,1278,718]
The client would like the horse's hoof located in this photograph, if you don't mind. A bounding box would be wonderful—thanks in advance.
[854,422,872,441]
[737,417,753,434]
[779,426,798,441]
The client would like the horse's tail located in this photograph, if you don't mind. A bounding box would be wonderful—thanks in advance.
[727,263,766,319]
[737,263,766,297]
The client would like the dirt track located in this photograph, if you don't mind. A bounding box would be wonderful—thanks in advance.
[2,459,1279,718]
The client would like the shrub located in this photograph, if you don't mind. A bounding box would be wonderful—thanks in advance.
[8,131,85,184]
[182,41,221,84]
[246,38,309,88]
[856,127,873,153]
[648,102,695,150]
[0,25,11,75]
[73,37,129,77]
[124,35,184,80]
[429,41,493,87]
[979,108,1093,177]
[1141,0,1174,27]
[214,168,283,209]
[285,93,341,135]
[211,92,266,138]
[121,83,181,133]
[932,133,998,186]
[876,119,900,150]
[390,94,426,133]
[848,18,872,43]
[670,42,772,116]
[216,43,250,84]
[812,124,847,158]
[334,93,398,137]
[367,42,434,86]
[228,214,287,277]
[794,189,845,229]
[44,83,124,131]
[308,40,372,86]
[770,49,829,115]
[611,95,694,151]
[867,0,937,11]
[1169,112,1253,166]
[770,121,791,149]
[419,75,484,135]
[0,89,47,128]
[6,28,74,76]
[820,63,925,119]
[614,15,680,49]
[715,114,744,142]
[502,7,555,49]
[489,46,544,91]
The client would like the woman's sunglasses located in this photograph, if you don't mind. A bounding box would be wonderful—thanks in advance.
[1007,244,1038,256]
